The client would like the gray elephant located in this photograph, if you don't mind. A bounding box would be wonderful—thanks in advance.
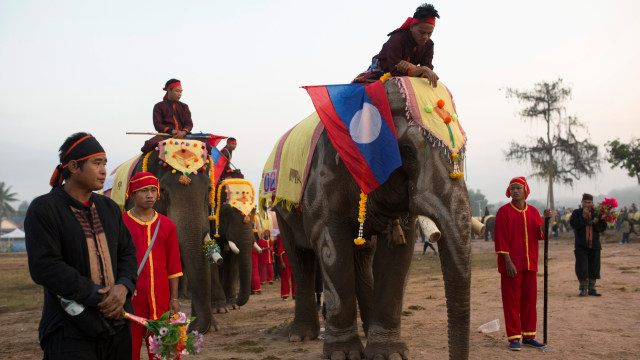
[481,215,495,241]
[126,146,216,334]
[264,78,472,359]
[209,178,257,313]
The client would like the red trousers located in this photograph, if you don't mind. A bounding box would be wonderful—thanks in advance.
[259,262,274,283]
[251,250,261,292]
[280,265,296,298]
[501,271,537,342]
[130,299,154,360]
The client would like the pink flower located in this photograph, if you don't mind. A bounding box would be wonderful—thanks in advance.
[148,335,162,355]
[170,312,187,324]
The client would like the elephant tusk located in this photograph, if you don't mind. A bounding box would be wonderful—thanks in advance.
[228,241,240,254]
[417,215,441,243]
[253,241,262,252]
[471,217,486,237]
[204,233,223,265]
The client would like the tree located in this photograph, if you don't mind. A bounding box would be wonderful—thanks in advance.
[468,189,489,217]
[0,182,19,218]
[605,138,640,184]
[504,79,600,210]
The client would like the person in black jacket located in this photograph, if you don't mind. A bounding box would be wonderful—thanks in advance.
[25,132,138,359]
[569,193,608,297]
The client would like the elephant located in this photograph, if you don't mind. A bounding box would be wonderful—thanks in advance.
[127,148,216,334]
[481,215,495,241]
[271,79,472,359]
[209,178,257,313]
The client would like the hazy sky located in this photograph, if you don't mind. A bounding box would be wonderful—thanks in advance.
[1,0,638,207]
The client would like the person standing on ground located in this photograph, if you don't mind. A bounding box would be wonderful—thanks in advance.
[570,194,608,296]
[494,176,551,351]
[620,216,631,244]
[275,234,295,300]
[25,132,138,359]
[122,172,182,360]
[258,229,274,284]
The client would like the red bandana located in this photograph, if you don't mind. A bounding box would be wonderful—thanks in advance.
[505,176,530,199]
[127,172,160,199]
[163,81,182,100]
[393,17,436,32]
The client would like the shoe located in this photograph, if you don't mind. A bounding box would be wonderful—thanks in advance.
[269,281,274,285]
[588,289,602,296]
[522,338,546,348]
[508,340,521,351]
[282,297,288,301]
[579,289,588,296]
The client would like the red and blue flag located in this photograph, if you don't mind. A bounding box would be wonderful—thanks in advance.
[304,81,402,194]
[210,147,228,184]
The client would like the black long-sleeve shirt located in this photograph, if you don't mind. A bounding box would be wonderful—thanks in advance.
[569,208,608,250]
[25,186,137,342]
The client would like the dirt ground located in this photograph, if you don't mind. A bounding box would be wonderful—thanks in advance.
[1,230,639,360]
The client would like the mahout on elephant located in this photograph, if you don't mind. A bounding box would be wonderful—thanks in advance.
[260,77,477,359]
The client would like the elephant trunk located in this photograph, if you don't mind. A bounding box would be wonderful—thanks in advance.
[235,232,254,306]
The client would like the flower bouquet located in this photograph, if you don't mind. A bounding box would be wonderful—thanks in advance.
[126,311,204,360]
[594,197,619,224]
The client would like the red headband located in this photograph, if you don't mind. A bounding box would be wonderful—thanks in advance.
[505,176,530,199]
[227,139,237,144]
[163,82,182,91]
[394,17,436,32]
[127,172,160,199]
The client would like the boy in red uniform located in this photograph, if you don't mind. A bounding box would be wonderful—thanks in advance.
[123,172,183,360]
[353,3,440,86]
[258,230,274,284]
[494,176,551,351]
[275,234,295,300]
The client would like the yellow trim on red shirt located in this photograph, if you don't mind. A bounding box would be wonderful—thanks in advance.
[168,272,183,279]
[126,210,160,319]
[509,202,531,270]
[496,251,509,254]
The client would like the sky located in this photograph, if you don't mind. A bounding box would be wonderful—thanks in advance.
[1,0,639,208]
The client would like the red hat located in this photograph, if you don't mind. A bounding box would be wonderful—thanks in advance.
[505,176,530,199]
[126,172,160,199]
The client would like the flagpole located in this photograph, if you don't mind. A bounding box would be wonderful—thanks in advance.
[543,190,550,346]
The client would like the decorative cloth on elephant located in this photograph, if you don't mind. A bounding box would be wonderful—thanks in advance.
[259,112,325,210]
[505,176,530,199]
[221,179,255,216]
[101,154,142,209]
[49,135,106,187]
[126,172,160,199]
[394,77,466,160]
[256,210,279,237]
[304,81,402,195]
[157,139,207,175]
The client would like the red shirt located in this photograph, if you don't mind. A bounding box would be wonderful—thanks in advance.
[123,211,183,319]
[494,202,544,273]
[274,236,290,267]
[258,238,273,264]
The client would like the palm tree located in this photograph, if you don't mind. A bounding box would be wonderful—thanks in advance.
[0,182,18,218]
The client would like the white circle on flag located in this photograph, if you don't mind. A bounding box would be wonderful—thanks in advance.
[349,102,382,144]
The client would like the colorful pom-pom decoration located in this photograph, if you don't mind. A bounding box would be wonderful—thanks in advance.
[186,142,190,146]
[444,116,452,124]
[164,150,168,154]
[155,147,159,151]
[193,143,198,147]
[424,105,433,113]
[172,169,176,173]
[451,114,458,122]
[437,99,445,108]
[158,161,162,165]
[195,158,199,162]
[172,154,177,158]
[163,163,168,167]
[169,140,173,144]
[181,149,186,153]
[163,142,166,145]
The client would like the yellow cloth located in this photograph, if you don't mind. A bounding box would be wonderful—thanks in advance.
[159,139,207,174]
[259,112,323,210]
[106,154,142,210]
[397,77,467,155]
[256,210,278,237]
[222,180,255,216]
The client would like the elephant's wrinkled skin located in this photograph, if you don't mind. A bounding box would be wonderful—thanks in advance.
[210,193,255,312]
[130,151,216,334]
[274,80,471,360]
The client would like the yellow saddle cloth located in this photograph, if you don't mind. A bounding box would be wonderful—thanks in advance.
[395,77,467,158]
[220,179,255,216]
[258,112,325,210]
[158,139,207,174]
[101,154,142,210]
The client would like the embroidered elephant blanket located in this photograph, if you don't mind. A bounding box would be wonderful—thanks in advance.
[101,154,142,210]
[157,139,208,175]
[220,179,255,216]
[259,112,325,210]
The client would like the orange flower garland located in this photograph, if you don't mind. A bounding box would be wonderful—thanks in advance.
[142,151,152,172]
[354,191,367,245]
[213,179,255,238]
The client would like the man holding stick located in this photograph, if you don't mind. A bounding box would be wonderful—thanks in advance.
[495,176,551,351]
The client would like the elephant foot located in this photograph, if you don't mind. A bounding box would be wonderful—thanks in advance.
[289,321,320,342]
[363,342,408,360]
[214,306,229,314]
[187,316,213,334]
[323,340,364,360]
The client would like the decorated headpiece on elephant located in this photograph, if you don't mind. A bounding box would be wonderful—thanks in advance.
[260,77,477,359]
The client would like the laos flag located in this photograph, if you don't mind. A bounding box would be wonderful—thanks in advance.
[304,81,402,194]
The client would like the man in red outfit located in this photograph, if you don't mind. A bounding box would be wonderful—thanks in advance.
[275,234,295,300]
[494,176,551,351]
[258,230,274,284]
[123,172,183,360]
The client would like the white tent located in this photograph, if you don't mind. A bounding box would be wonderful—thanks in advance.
[0,228,25,239]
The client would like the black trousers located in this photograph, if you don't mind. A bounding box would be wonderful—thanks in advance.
[42,325,132,360]
[574,247,601,280]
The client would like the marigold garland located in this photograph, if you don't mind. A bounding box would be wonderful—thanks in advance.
[142,151,152,172]
[379,72,392,83]
[354,191,367,245]
[208,156,216,215]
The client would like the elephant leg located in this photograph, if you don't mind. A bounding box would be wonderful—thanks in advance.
[278,218,320,342]
[353,236,375,337]
[222,253,239,310]
[210,263,228,314]
[363,231,414,360]
[317,226,363,360]
[178,274,190,299]
[183,248,215,334]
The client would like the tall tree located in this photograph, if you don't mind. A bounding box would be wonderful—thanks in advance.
[605,138,640,184]
[504,79,600,210]
[0,182,19,218]
[468,189,489,217]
